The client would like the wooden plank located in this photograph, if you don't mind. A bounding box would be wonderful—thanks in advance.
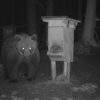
[51,61,56,80]
[67,62,70,82]
[63,61,71,83]
[63,62,67,76]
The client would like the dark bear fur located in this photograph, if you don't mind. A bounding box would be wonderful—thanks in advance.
[1,33,40,82]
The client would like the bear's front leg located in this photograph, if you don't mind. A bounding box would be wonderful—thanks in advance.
[26,61,35,81]
[8,59,21,83]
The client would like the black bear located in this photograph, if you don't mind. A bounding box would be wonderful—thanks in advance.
[1,33,40,82]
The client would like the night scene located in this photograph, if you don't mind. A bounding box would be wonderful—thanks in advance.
[0,0,100,99]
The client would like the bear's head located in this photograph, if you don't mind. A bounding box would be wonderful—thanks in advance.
[15,33,38,59]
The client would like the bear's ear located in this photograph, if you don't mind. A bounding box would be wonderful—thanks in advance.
[14,34,22,41]
[31,34,37,41]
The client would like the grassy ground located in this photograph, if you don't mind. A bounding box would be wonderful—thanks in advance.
[0,50,100,100]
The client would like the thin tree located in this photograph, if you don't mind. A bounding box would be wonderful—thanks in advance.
[11,0,16,25]
[27,0,37,35]
[78,0,83,21]
[47,0,54,16]
[11,0,16,34]
[67,0,72,17]
[44,0,54,46]
[77,0,83,41]
[62,0,67,15]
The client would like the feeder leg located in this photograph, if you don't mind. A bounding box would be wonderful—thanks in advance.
[67,62,70,82]
[63,62,67,76]
[51,61,56,80]
[63,62,70,82]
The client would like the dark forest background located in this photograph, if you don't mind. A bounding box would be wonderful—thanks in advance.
[0,0,100,53]
[0,0,87,26]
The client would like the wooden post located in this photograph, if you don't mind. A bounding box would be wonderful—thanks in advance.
[63,62,67,76]
[51,61,56,80]
[67,62,70,82]
[63,62,70,82]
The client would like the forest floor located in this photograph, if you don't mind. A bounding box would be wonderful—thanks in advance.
[0,50,100,100]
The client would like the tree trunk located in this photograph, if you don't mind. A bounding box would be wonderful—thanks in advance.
[75,0,98,54]
[11,0,16,25]
[78,0,83,21]
[62,0,67,15]
[77,0,83,41]
[47,0,54,16]
[44,0,54,47]
[82,0,97,46]
[67,0,72,17]
[27,0,37,35]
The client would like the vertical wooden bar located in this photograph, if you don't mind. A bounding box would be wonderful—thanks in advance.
[63,62,67,76]
[51,61,56,80]
[63,62,70,83]
[67,62,70,82]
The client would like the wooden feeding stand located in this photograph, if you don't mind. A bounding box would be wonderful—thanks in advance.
[42,16,80,82]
